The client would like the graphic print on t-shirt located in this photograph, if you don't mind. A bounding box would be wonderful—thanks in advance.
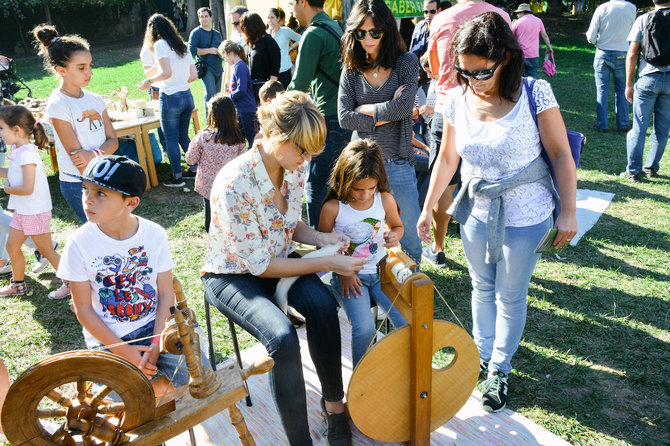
[342,217,382,258]
[77,110,103,131]
[93,245,156,323]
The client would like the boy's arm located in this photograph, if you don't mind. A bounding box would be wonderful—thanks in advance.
[70,280,156,378]
[142,270,175,370]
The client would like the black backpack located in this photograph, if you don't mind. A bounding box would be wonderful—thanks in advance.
[641,8,670,67]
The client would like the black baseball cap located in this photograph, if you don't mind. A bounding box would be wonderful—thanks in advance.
[67,155,147,199]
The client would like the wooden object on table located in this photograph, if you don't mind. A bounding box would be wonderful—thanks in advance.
[110,86,129,112]
[1,278,274,446]
[347,248,479,445]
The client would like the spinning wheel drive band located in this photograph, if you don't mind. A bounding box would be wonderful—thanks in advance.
[2,350,156,446]
[347,321,479,443]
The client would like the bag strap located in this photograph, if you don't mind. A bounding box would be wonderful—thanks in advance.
[201,29,215,63]
[523,77,538,126]
[308,21,345,87]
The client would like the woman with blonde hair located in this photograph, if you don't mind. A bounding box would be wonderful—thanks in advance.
[202,91,364,446]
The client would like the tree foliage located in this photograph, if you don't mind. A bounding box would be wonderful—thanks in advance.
[0,0,133,19]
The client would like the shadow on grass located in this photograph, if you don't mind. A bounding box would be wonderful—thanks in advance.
[516,276,670,445]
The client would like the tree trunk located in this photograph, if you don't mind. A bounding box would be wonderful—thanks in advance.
[43,0,53,24]
[545,0,564,16]
[210,0,226,37]
[187,0,199,32]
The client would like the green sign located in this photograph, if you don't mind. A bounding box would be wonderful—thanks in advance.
[385,0,424,18]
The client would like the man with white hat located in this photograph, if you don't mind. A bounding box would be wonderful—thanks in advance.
[512,3,553,78]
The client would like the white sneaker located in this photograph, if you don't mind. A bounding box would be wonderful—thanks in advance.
[33,241,58,274]
[0,261,12,276]
[48,282,71,300]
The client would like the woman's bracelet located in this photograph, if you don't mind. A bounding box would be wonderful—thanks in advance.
[313,231,320,248]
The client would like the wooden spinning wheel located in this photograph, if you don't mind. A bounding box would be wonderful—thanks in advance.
[347,249,479,445]
[2,350,156,445]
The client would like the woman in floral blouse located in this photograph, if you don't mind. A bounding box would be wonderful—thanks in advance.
[201,91,365,446]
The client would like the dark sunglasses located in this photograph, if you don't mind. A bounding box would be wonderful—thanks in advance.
[454,59,502,81]
[295,142,308,159]
[423,9,438,14]
[232,21,240,26]
[352,29,383,41]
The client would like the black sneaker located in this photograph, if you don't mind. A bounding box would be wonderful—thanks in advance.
[422,246,446,268]
[163,177,186,188]
[590,124,606,133]
[320,398,352,446]
[182,169,196,179]
[642,167,658,178]
[620,171,642,182]
[617,126,632,133]
[479,370,508,413]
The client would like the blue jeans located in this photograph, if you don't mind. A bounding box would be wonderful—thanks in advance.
[202,271,344,446]
[86,319,198,387]
[523,57,539,79]
[331,273,407,367]
[460,215,552,376]
[305,114,351,228]
[626,72,670,174]
[159,90,195,177]
[238,112,257,148]
[385,159,423,267]
[201,71,223,116]
[594,49,629,130]
[60,180,87,223]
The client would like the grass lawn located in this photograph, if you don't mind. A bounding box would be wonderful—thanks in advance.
[2,19,669,445]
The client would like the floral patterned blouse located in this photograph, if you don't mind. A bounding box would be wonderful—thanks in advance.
[201,142,306,276]
[185,129,246,199]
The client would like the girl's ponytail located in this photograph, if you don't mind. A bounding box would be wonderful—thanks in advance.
[32,122,49,150]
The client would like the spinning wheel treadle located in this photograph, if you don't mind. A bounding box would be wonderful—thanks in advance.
[2,350,156,445]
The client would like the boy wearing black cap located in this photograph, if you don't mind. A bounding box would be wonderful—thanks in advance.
[57,155,191,390]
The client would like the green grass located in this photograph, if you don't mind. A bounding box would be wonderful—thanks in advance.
[2,23,669,445]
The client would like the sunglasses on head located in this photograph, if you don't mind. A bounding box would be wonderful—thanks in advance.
[423,9,437,14]
[454,59,502,81]
[352,29,383,41]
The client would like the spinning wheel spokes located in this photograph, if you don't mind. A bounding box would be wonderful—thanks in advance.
[1,351,156,446]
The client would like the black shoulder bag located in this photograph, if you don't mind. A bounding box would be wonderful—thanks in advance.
[195,30,214,79]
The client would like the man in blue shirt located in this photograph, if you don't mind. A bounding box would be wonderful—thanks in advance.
[622,0,670,181]
[409,0,442,58]
[188,7,223,111]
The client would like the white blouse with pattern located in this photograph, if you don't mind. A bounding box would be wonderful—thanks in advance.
[201,143,306,276]
[443,79,559,227]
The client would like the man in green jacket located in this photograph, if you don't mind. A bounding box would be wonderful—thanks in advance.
[289,0,351,228]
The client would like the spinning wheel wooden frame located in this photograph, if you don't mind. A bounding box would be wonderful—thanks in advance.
[347,249,479,445]
[1,278,273,446]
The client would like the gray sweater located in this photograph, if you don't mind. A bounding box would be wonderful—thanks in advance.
[448,156,559,264]
[338,52,419,163]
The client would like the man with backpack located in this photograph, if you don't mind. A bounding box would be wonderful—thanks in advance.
[622,0,670,181]
[288,0,351,228]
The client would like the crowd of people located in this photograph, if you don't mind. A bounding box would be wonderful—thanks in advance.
[0,0,668,444]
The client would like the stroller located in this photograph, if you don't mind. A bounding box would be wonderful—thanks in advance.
[0,55,32,102]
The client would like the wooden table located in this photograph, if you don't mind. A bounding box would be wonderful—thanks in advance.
[113,109,200,189]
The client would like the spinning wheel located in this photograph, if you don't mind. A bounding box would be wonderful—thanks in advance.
[2,350,156,445]
[347,249,479,445]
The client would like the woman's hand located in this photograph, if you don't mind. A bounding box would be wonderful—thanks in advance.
[553,211,578,249]
[417,208,433,244]
[327,255,366,276]
[319,232,350,252]
[419,105,434,115]
[383,230,400,248]
[70,149,96,170]
[138,79,152,91]
[393,85,405,99]
[340,274,363,299]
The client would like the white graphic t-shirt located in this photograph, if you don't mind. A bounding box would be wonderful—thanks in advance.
[57,217,174,345]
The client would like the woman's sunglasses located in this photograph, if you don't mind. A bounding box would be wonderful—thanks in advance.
[352,29,383,41]
[454,59,502,81]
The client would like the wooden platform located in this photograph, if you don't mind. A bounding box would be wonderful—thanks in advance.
[165,312,571,445]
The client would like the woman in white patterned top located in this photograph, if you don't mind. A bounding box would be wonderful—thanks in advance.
[201,91,365,445]
[417,12,577,414]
